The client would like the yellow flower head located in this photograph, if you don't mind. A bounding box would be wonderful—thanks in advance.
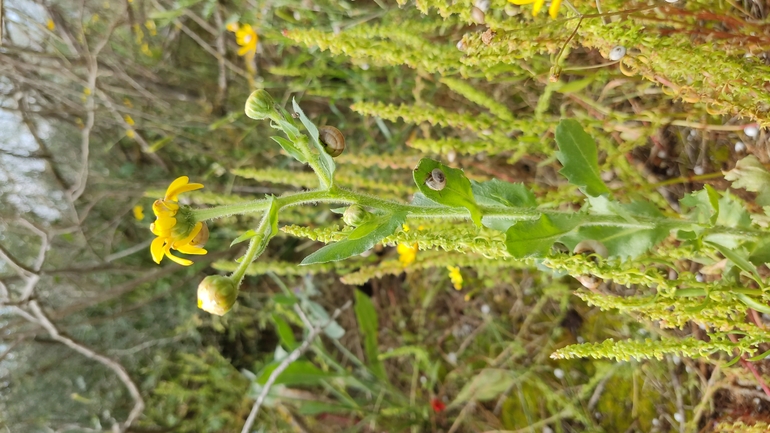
[150,176,207,266]
[508,0,561,19]
[397,243,418,267]
[235,24,258,57]
[447,266,463,290]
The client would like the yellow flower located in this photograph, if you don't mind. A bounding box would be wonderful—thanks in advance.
[150,176,207,266]
[235,24,258,57]
[46,19,55,31]
[133,205,145,221]
[226,22,240,32]
[397,243,418,267]
[126,129,136,139]
[508,0,561,18]
[124,115,135,126]
[402,223,410,232]
[447,266,463,290]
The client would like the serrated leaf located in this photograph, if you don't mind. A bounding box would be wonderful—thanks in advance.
[554,119,610,197]
[717,194,752,228]
[471,179,536,208]
[450,369,518,407]
[410,192,443,207]
[231,229,257,247]
[681,188,719,226]
[505,214,581,258]
[725,155,770,192]
[413,158,482,226]
[301,212,406,264]
[354,290,387,381]
[292,98,336,187]
[271,136,307,163]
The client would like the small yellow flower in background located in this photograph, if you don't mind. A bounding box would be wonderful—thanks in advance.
[397,243,418,267]
[508,0,562,18]
[145,20,157,36]
[126,129,136,139]
[402,223,410,232]
[150,176,208,266]
[447,266,463,290]
[234,24,258,57]
[140,43,152,57]
[133,205,145,221]
[123,98,133,108]
[124,115,135,126]
[83,87,91,96]
[46,19,55,31]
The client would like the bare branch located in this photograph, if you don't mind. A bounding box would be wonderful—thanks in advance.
[241,300,353,433]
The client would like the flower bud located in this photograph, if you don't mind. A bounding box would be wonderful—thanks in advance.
[197,276,238,316]
[245,89,276,120]
[343,205,371,227]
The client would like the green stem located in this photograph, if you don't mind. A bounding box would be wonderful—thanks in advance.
[192,188,765,241]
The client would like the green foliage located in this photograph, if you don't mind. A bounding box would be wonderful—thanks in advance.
[554,119,610,197]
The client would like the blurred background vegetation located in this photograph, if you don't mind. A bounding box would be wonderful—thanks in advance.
[2,0,770,432]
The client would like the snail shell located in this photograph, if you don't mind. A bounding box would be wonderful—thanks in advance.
[573,240,608,259]
[318,125,345,157]
[425,168,446,191]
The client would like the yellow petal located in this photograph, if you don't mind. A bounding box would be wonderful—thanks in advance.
[133,205,145,221]
[176,244,208,255]
[173,222,202,248]
[226,22,239,32]
[237,45,254,56]
[165,177,203,201]
[532,0,545,15]
[549,0,562,18]
[152,199,178,217]
[164,246,193,266]
[150,237,166,264]
[165,176,189,198]
[153,215,177,231]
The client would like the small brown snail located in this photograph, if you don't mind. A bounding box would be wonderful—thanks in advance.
[572,240,608,259]
[425,168,446,191]
[318,125,345,157]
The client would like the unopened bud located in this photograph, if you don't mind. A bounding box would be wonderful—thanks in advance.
[245,89,276,120]
[343,205,371,227]
[197,276,238,316]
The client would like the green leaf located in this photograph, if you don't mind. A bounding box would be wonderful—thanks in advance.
[271,136,307,163]
[561,224,672,259]
[296,401,358,416]
[717,194,751,229]
[301,212,406,264]
[413,158,482,226]
[725,155,770,193]
[749,239,770,265]
[681,188,719,226]
[706,241,763,284]
[231,229,257,247]
[505,214,581,258]
[450,369,518,407]
[354,290,387,381]
[271,314,297,350]
[292,98,336,187]
[257,360,332,385]
[735,293,770,315]
[471,179,536,208]
[554,119,610,197]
